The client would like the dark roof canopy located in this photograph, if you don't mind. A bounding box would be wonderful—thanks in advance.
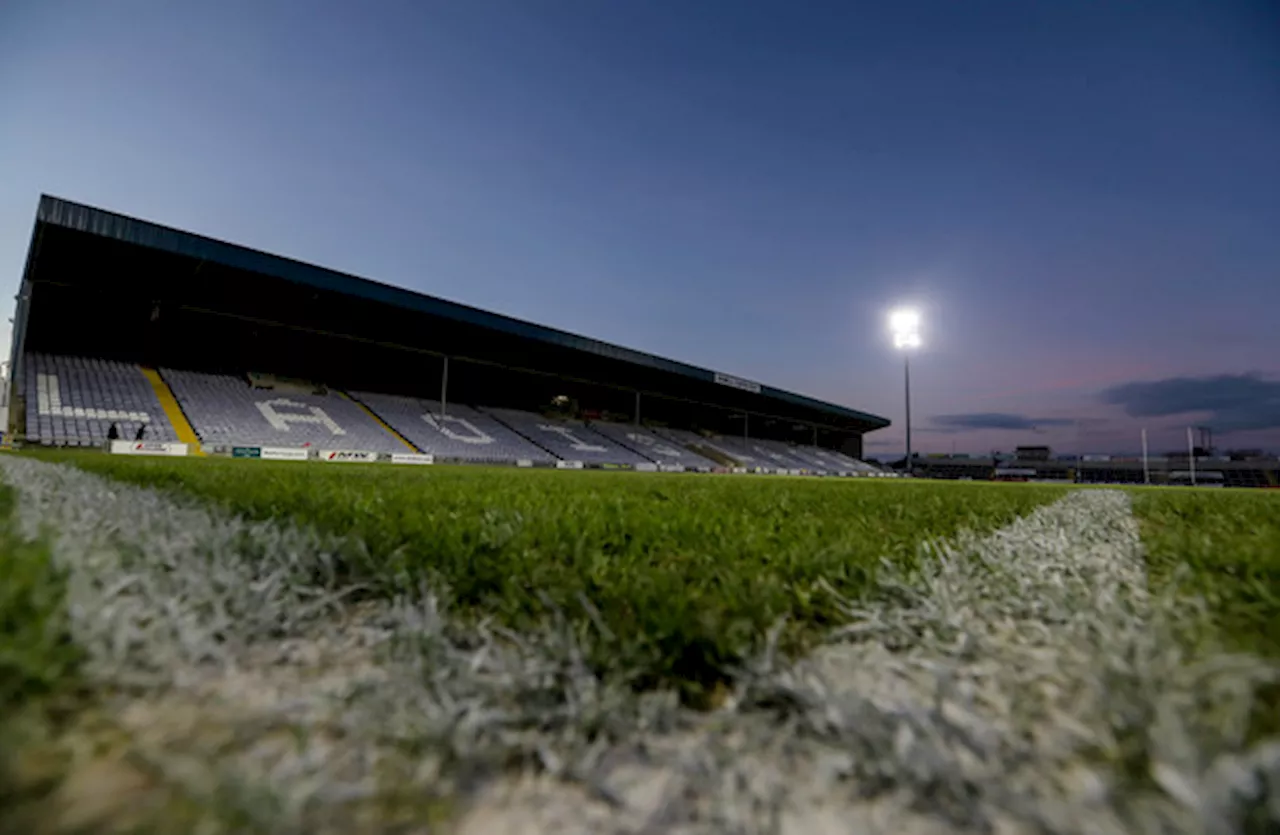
[13,195,889,434]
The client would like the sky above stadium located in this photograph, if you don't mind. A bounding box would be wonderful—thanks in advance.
[2,0,1278,456]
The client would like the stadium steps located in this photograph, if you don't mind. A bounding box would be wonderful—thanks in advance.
[140,367,204,455]
[341,392,420,452]
[687,443,740,468]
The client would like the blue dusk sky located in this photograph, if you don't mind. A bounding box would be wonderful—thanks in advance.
[2,0,1277,455]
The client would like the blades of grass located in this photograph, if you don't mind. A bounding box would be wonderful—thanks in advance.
[36,451,1069,694]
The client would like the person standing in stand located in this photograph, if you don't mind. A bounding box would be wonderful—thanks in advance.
[107,422,120,441]
[135,424,146,441]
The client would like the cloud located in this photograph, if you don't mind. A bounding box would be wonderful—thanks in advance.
[1099,373,1280,432]
[930,413,1076,432]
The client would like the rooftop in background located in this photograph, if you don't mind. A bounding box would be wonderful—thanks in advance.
[10,195,889,437]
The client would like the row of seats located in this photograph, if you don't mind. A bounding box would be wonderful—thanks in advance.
[163,369,408,453]
[653,427,875,474]
[21,355,878,472]
[586,422,719,470]
[1223,469,1272,488]
[24,354,178,446]
[480,407,654,467]
[349,394,556,463]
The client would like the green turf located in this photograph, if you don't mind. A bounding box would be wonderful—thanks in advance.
[0,483,87,826]
[1129,488,1280,742]
[0,485,80,710]
[34,452,1069,698]
[1131,488,1280,660]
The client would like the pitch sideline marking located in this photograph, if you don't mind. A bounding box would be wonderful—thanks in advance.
[1,458,1276,835]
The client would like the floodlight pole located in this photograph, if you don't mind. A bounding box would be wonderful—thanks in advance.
[888,308,920,475]
[904,352,912,474]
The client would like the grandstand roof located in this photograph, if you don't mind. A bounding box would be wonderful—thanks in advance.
[13,195,889,433]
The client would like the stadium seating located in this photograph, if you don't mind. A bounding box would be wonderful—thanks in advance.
[586,422,719,470]
[24,354,178,446]
[1223,468,1270,488]
[745,439,836,472]
[650,428,790,470]
[350,393,555,463]
[804,446,882,473]
[919,460,997,480]
[648,427,741,466]
[648,428,878,474]
[482,407,653,466]
[777,443,859,474]
[162,369,407,453]
[19,354,885,475]
[1075,465,1146,485]
[709,435,815,472]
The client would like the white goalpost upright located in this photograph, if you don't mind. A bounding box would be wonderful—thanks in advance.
[1187,426,1197,487]
[1141,428,1150,485]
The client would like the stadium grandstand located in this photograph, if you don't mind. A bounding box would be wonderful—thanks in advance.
[913,450,1280,489]
[7,195,892,472]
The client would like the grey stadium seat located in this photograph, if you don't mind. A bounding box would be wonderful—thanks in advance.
[586,422,719,470]
[24,353,178,446]
[481,407,653,466]
[651,427,752,468]
[162,369,407,453]
[350,393,555,464]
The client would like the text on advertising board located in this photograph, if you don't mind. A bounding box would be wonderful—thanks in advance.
[261,447,310,461]
[109,440,189,457]
[390,453,435,465]
[320,450,380,463]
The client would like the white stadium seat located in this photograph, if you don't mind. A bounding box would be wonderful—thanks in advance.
[21,355,883,474]
[350,393,555,463]
[162,369,406,453]
[24,354,178,446]
[481,407,654,466]
[586,422,719,470]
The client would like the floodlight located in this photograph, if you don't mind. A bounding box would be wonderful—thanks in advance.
[894,331,921,349]
[889,308,920,335]
[887,306,922,476]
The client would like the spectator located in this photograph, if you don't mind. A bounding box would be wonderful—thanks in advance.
[107,422,120,441]
[135,424,146,441]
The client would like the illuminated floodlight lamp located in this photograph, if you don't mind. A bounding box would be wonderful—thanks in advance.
[887,307,921,475]
[889,308,922,349]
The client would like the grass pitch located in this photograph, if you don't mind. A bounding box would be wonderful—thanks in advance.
[3,453,1279,833]
[0,485,79,711]
[1132,489,1280,663]
[29,452,1070,697]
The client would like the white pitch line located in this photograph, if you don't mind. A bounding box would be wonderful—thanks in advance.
[2,458,1277,835]
[714,489,1280,835]
[450,490,1280,835]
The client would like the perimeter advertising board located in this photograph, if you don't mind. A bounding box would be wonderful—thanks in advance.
[320,450,380,463]
[390,453,435,465]
[263,447,309,461]
[230,446,309,461]
[110,440,188,457]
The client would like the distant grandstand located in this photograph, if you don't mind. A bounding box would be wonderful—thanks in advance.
[913,450,1280,489]
[8,196,891,473]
